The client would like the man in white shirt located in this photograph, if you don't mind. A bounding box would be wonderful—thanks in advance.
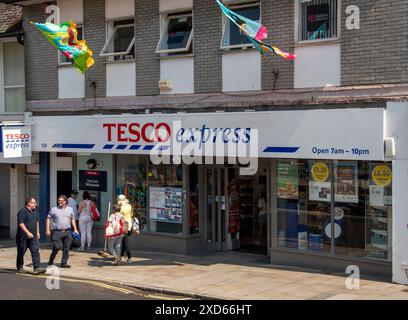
[68,189,79,248]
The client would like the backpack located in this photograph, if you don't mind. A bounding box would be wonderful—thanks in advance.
[90,201,100,221]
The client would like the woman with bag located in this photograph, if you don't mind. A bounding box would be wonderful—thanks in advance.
[77,191,95,251]
[117,195,133,263]
[105,204,125,265]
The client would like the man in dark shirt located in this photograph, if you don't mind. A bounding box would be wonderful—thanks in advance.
[16,197,46,275]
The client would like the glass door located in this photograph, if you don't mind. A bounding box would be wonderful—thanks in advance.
[205,166,227,251]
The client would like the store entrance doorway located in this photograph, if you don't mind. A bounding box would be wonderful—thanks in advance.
[205,166,228,251]
[57,171,72,198]
[204,164,270,255]
[227,167,270,255]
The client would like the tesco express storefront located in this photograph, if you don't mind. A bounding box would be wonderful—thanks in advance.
[31,104,408,283]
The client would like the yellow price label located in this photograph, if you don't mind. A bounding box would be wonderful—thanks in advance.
[372,165,392,186]
[311,162,330,182]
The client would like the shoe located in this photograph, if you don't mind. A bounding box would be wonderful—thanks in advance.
[77,247,85,252]
[126,258,132,264]
[60,264,71,268]
[17,268,26,274]
[33,268,46,275]
[48,262,54,267]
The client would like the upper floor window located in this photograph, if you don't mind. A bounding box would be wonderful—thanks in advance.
[156,12,193,55]
[59,25,83,64]
[0,41,25,113]
[100,19,135,61]
[299,0,338,41]
[221,2,260,49]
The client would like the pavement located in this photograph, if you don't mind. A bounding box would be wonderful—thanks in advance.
[0,240,407,300]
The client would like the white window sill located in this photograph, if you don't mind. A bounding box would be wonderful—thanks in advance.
[104,59,136,65]
[294,38,341,47]
[221,45,258,54]
[0,112,25,115]
[158,53,194,60]
[58,62,74,68]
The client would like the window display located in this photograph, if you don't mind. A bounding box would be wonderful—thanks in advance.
[276,159,393,261]
[365,162,392,260]
[299,0,338,41]
[116,156,147,228]
[189,164,200,235]
[148,162,183,234]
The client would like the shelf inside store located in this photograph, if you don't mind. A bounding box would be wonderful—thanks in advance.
[371,229,388,236]
[370,243,388,251]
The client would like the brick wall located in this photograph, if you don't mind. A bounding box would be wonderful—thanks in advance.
[193,0,222,93]
[23,4,58,101]
[262,0,295,90]
[135,0,160,96]
[341,0,408,85]
[83,0,106,98]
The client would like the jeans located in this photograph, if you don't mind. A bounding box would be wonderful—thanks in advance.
[16,237,41,270]
[108,236,123,258]
[49,231,72,265]
[79,216,93,249]
[121,233,132,259]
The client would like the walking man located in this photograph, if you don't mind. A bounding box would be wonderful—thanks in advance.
[16,197,46,275]
[46,195,79,268]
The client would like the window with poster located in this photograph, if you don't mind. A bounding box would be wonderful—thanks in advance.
[116,155,148,229]
[148,160,183,234]
[298,0,338,42]
[275,159,393,261]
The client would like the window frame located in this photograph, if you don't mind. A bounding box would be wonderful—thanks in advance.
[220,1,262,51]
[58,24,84,66]
[0,39,26,114]
[294,0,341,45]
[100,18,136,59]
[156,11,194,55]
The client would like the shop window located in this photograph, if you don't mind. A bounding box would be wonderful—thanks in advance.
[156,12,193,55]
[189,164,200,235]
[100,19,135,61]
[116,155,148,228]
[221,2,260,49]
[275,159,392,261]
[148,161,183,234]
[277,159,332,253]
[298,0,338,42]
[59,25,84,64]
[1,41,25,113]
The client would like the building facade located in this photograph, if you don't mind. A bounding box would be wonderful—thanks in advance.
[2,0,408,284]
[0,3,39,240]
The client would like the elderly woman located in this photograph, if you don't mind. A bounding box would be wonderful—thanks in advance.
[117,195,133,263]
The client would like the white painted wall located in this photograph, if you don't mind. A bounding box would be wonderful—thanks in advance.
[222,50,261,92]
[106,62,136,97]
[160,57,194,94]
[9,164,25,239]
[58,0,83,23]
[386,102,408,285]
[159,0,193,12]
[58,67,85,99]
[106,0,134,19]
[294,43,341,88]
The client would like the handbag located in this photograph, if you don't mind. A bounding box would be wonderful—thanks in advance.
[90,201,100,221]
[105,217,123,239]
